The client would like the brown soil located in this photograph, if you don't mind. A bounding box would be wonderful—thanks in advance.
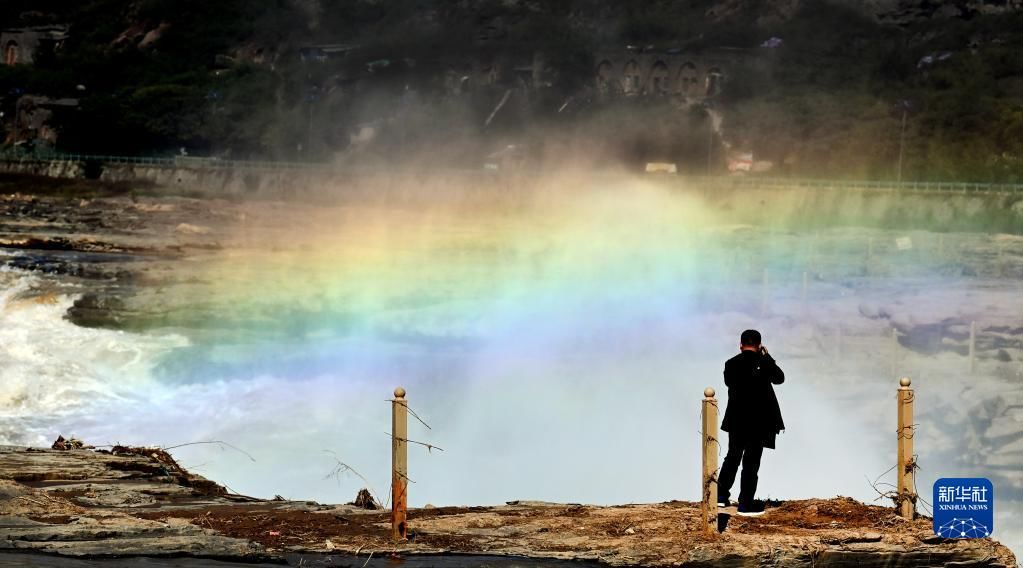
[728,496,909,535]
[132,497,931,554]
[26,515,75,525]
[134,505,392,549]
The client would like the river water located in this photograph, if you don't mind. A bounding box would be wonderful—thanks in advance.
[0,182,1019,556]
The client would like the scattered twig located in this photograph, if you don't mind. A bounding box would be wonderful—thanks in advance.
[865,471,899,504]
[394,469,417,484]
[404,405,432,431]
[911,455,933,516]
[384,432,444,453]
[162,441,256,462]
[385,400,433,430]
[322,451,385,507]
[871,464,897,486]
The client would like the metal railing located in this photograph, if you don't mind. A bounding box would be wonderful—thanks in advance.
[0,151,326,171]
[713,176,1023,194]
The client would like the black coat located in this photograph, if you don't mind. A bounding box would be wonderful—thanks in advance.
[720,350,785,449]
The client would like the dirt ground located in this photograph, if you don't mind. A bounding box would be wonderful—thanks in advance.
[126,495,1012,566]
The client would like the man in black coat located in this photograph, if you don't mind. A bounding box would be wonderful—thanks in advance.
[718,329,785,516]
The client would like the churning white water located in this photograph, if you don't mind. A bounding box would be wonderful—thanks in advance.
[0,267,189,447]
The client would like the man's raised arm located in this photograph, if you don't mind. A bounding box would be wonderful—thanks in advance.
[763,353,785,385]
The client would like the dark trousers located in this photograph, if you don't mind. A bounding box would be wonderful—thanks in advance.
[717,431,764,508]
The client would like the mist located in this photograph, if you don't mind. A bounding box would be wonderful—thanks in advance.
[1,171,1011,554]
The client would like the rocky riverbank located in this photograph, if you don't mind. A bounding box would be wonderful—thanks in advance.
[0,445,1017,567]
[2,173,1023,564]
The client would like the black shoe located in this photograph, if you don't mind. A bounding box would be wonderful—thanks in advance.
[736,502,765,517]
[717,497,730,508]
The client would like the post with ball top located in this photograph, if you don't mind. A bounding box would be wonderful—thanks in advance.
[896,377,916,519]
[392,386,409,540]
[701,387,719,533]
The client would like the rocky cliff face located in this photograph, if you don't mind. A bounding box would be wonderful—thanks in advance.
[0,446,1017,567]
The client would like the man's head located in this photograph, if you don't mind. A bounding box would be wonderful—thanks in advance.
[740,329,762,351]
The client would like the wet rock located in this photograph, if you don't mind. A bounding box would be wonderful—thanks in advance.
[67,294,128,328]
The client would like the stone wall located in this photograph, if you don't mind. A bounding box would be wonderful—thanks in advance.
[0,159,83,179]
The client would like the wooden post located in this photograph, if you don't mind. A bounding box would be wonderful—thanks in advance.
[969,321,977,375]
[896,377,916,519]
[701,387,719,534]
[392,387,408,540]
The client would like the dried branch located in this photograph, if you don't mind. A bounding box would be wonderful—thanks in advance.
[386,399,433,430]
[162,440,256,462]
[404,405,433,431]
[394,469,417,484]
[322,450,385,507]
[384,432,444,453]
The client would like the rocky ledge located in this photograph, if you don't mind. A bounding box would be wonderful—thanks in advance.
[0,446,1016,567]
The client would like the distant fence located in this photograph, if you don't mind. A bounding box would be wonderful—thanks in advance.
[717,176,1023,194]
[3,151,1023,193]
[0,152,326,171]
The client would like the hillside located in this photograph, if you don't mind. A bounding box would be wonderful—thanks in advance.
[1,0,1023,180]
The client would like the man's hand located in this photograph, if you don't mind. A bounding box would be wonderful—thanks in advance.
[759,345,769,356]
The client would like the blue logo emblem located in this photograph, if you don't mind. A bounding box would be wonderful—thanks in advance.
[933,478,993,538]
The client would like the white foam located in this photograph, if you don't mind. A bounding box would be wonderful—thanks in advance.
[0,268,189,446]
